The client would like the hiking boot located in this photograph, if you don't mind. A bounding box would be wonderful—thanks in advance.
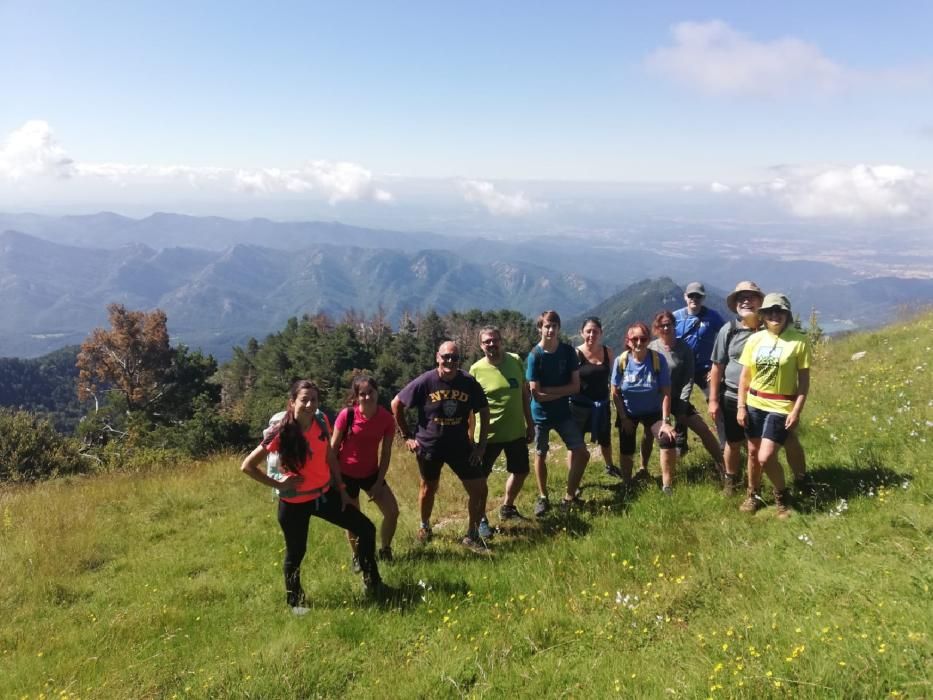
[533,495,550,518]
[377,546,393,562]
[774,489,794,520]
[416,526,433,544]
[794,473,815,497]
[722,473,740,497]
[633,467,651,482]
[478,517,494,540]
[739,491,766,513]
[662,485,673,497]
[605,464,625,480]
[499,504,526,521]
[350,555,362,574]
[461,534,489,554]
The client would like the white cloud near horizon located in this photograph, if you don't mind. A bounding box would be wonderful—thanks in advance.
[710,164,932,219]
[0,121,393,204]
[0,120,75,180]
[460,180,547,216]
[646,20,927,97]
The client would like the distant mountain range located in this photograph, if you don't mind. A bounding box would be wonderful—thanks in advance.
[0,230,612,357]
[1,212,930,359]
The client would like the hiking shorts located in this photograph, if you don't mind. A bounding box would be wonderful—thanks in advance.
[715,393,745,445]
[481,437,530,475]
[342,472,385,499]
[534,417,585,455]
[618,413,675,455]
[416,451,485,482]
[745,406,790,444]
[570,400,612,447]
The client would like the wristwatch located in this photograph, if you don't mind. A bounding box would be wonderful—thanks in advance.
[663,416,674,426]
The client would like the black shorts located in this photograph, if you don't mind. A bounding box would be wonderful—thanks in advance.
[715,393,746,445]
[417,449,485,482]
[570,400,611,447]
[481,437,530,475]
[342,472,384,499]
[745,406,790,444]
[618,412,662,456]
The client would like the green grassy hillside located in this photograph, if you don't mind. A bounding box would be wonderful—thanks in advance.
[1,313,931,699]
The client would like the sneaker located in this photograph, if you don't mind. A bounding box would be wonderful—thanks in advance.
[662,485,673,497]
[478,518,494,540]
[605,464,625,479]
[633,467,651,482]
[739,491,766,513]
[290,605,311,616]
[377,546,393,562]
[774,489,794,520]
[461,534,489,554]
[417,526,433,544]
[499,504,526,520]
[533,495,550,518]
[722,473,739,497]
[350,555,361,574]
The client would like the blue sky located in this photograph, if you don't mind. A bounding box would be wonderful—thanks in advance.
[1,1,932,224]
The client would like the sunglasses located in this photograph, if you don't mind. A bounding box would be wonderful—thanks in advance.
[657,323,673,330]
[629,336,648,344]
[440,353,461,362]
[687,293,704,300]
[481,338,499,345]
[762,307,785,316]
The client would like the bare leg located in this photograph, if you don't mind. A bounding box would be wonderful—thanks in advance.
[723,440,742,477]
[462,478,488,532]
[747,438,763,493]
[503,472,527,507]
[600,442,615,467]
[757,439,786,491]
[640,431,654,470]
[419,478,439,525]
[686,413,724,471]
[534,452,548,497]
[367,486,399,550]
[660,448,677,488]
[784,431,807,479]
[565,447,590,499]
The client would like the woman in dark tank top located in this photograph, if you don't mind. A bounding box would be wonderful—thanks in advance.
[570,317,621,477]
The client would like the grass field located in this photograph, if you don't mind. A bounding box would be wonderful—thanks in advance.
[1,313,931,698]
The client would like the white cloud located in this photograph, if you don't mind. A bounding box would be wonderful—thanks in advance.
[0,121,392,204]
[234,162,393,204]
[709,182,731,193]
[777,164,929,218]
[647,20,851,97]
[460,180,547,216]
[0,120,75,180]
[728,164,932,219]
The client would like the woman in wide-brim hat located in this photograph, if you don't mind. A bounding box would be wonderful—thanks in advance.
[736,294,811,519]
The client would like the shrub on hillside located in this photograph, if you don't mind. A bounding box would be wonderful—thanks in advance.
[0,408,86,482]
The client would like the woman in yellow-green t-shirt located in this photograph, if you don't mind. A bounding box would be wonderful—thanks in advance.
[736,293,811,518]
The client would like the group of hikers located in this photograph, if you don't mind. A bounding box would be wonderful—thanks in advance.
[240,280,813,613]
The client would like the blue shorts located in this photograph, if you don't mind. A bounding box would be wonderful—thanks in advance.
[534,417,585,455]
[745,406,789,444]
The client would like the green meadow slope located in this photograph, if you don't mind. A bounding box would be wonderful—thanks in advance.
[1,313,931,699]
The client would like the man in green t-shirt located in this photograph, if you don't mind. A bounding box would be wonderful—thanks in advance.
[469,326,535,523]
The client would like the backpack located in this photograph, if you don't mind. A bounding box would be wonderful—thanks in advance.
[336,406,356,454]
[618,349,662,390]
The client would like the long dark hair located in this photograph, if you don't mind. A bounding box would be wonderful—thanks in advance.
[345,374,378,407]
[277,379,319,471]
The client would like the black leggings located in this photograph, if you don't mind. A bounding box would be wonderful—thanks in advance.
[277,493,379,606]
